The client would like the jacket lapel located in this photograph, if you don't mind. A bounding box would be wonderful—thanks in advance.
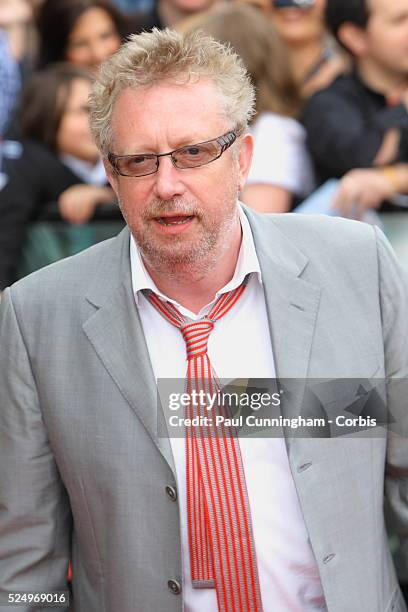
[245,208,321,379]
[82,228,176,475]
[244,208,321,428]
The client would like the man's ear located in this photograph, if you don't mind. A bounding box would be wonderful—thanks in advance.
[338,22,368,57]
[103,157,119,195]
[237,132,254,192]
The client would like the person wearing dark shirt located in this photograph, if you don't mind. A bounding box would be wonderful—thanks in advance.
[303,0,408,199]
[132,1,163,30]
[0,64,114,291]
[132,0,217,32]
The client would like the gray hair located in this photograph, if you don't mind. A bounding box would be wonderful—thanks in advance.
[89,28,255,155]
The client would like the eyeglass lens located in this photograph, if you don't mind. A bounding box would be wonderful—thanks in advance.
[114,141,221,177]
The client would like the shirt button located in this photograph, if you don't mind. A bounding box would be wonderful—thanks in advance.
[165,485,177,501]
[323,553,336,564]
[168,578,182,594]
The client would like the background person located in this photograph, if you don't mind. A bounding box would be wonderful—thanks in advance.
[0,0,36,150]
[188,2,315,212]
[269,0,346,99]
[303,0,408,204]
[0,63,114,291]
[132,0,218,32]
[0,0,33,62]
[333,165,408,218]
[36,0,129,71]
[0,30,21,174]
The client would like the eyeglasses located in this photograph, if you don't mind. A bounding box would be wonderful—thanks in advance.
[107,130,237,177]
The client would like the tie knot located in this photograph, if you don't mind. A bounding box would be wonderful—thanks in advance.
[180,319,215,360]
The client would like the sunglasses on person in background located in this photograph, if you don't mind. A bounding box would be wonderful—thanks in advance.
[107,130,238,177]
[273,0,315,8]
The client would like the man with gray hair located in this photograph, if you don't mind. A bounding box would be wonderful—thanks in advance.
[0,28,407,612]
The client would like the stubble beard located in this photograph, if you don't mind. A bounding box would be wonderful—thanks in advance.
[119,186,240,279]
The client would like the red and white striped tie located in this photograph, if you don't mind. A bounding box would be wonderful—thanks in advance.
[148,283,263,612]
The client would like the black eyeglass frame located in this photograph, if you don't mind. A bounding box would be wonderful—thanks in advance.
[107,130,238,177]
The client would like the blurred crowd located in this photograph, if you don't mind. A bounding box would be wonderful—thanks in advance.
[0,0,408,291]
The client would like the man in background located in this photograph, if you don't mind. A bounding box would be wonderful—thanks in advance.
[304,0,408,213]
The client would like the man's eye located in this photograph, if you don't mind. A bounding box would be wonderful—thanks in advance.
[184,147,202,156]
[119,155,153,174]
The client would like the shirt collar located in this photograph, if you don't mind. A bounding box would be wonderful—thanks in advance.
[130,203,262,318]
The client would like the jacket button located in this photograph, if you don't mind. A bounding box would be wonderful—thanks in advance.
[165,485,177,501]
[168,579,182,594]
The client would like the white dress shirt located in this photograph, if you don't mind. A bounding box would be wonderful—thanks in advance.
[130,205,326,611]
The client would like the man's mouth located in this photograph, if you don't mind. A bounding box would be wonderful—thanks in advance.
[155,215,194,226]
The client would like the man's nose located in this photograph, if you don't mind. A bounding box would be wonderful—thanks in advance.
[153,156,186,201]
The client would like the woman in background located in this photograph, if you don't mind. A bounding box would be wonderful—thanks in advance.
[36,0,129,71]
[269,0,346,98]
[188,2,315,212]
[0,63,114,290]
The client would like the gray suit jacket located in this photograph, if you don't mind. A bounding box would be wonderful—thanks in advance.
[1,208,407,612]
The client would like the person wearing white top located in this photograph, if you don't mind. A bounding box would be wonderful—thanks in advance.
[187,3,315,213]
[247,112,315,203]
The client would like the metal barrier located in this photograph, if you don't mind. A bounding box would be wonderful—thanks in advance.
[17,201,125,280]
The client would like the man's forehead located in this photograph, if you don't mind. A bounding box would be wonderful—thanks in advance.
[113,78,224,112]
[110,79,229,150]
